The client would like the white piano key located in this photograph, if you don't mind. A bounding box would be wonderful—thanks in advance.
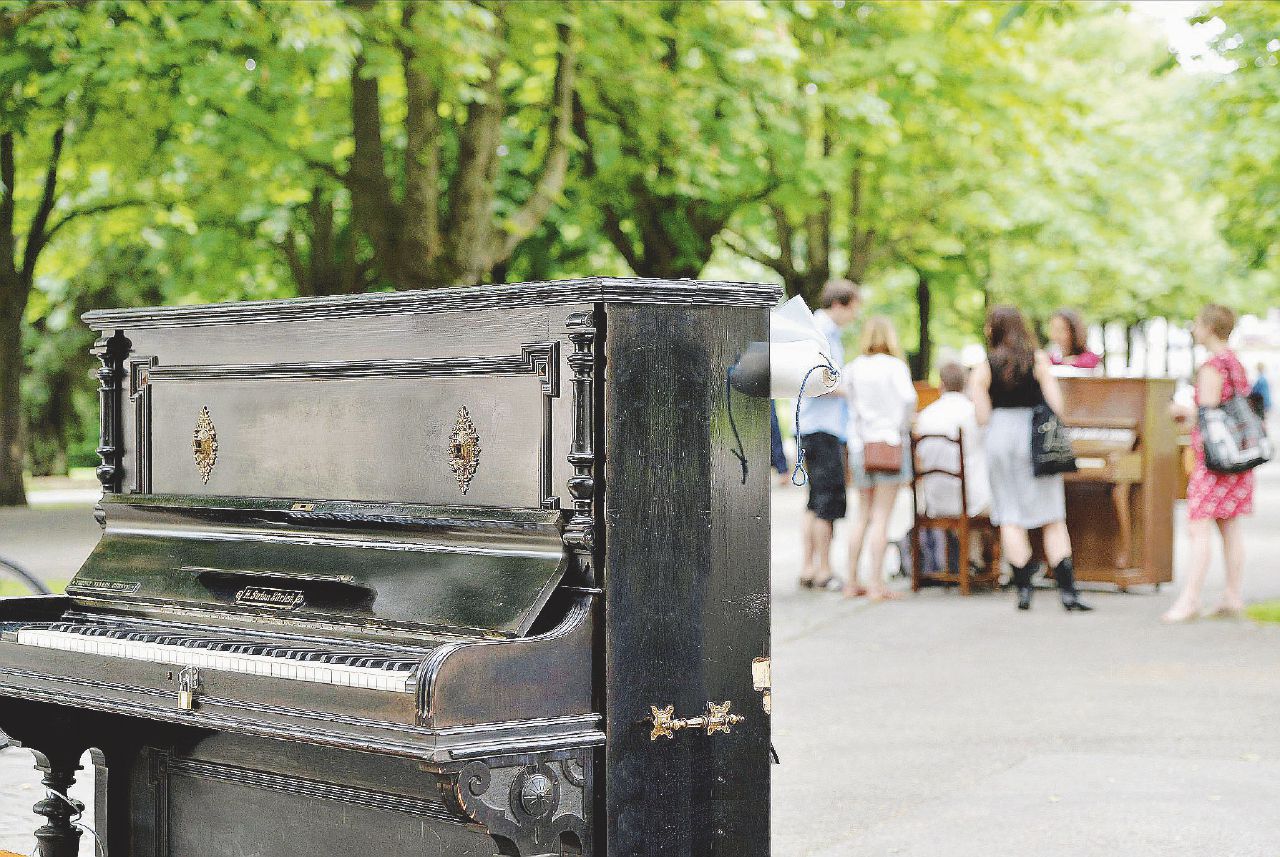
[15,629,413,693]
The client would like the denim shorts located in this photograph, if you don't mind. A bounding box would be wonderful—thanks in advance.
[849,438,912,490]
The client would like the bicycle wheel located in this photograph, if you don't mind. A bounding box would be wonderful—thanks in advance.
[0,555,51,595]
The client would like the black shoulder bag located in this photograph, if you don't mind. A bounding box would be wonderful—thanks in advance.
[1199,395,1271,474]
[1031,403,1077,477]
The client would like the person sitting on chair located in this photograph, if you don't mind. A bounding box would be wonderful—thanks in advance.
[915,361,991,573]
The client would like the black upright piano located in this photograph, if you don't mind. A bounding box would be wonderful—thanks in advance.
[0,278,777,857]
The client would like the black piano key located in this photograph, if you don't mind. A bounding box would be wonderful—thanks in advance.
[317,653,371,665]
[273,648,326,660]
[220,643,271,654]
[384,660,420,671]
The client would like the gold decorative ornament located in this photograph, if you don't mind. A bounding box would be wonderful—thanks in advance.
[648,701,745,741]
[649,705,678,741]
[192,406,218,484]
[449,406,481,493]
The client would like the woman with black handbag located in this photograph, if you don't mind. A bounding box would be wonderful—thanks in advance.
[1162,305,1261,623]
[967,306,1092,612]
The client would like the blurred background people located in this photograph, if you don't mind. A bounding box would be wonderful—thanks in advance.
[843,316,916,601]
[968,306,1092,612]
[1048,308,1102,373]
[770,403,790,486]
[915,360,990,574]
[797,280,861,590]
[1163,305,1254,622]
[1250,362,1271,419]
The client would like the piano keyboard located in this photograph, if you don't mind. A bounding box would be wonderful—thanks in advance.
[11,623,420,692]
[1065,426,1136,447]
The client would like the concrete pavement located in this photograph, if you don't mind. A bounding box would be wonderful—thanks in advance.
[0,464,1277,855]
[771,460,1280,856]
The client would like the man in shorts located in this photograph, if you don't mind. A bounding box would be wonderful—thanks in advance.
[797,279,860,589]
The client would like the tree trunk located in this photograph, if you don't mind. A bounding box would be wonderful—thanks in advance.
[846,155,874,284]
[0,130,26,506]
[0,290,26,505]
[1127,322,1140,375]
[910,273,932,381]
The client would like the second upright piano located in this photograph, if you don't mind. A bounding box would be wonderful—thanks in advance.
[1057,376,1178,590]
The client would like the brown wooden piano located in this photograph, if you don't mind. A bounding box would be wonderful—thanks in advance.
[1054,377,1178,590]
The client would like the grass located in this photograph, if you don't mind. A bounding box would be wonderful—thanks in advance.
[1246,601,1280,624]
[0,578,66,597]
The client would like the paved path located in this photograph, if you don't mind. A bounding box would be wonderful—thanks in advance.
[0,465,1277,855]
[771,460,1280,857]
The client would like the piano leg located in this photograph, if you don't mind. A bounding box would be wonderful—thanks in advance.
[31,750,84,857]
[1111,482,1133,572]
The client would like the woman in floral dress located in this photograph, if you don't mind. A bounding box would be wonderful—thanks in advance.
[1163,305,1254,622]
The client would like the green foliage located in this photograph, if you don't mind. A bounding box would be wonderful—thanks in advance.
[1193,1,1280,284]
[0,0,1275,496]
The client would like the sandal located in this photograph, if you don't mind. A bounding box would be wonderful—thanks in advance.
[841,584,868,599]
[798,577,815,590]
[812,576,844,592]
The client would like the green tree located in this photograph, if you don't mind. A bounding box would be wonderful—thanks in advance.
[1192,1,1280,298]
[195,0,579,293]
[0,0,197,504]
[571,1,792,278]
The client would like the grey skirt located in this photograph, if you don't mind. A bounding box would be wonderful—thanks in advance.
[984,407,1065,529]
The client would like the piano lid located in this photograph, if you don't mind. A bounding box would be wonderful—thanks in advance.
[67,498,568,639]
[82,276,781,330]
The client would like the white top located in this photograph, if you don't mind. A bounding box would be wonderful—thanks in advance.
[843,354,917,453]
[914,391,991,517]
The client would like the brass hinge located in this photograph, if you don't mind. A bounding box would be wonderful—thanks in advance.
[752,657,772,714]
[649,701,744,741]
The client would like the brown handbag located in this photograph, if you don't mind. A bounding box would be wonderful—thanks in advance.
[862,440,901,474]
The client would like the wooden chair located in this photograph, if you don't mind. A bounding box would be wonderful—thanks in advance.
[909,429,1001,596]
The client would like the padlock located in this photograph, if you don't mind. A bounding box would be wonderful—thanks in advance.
[177,666,201,711]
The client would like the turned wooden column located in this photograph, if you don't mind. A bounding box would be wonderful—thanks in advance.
[32,755,84,857]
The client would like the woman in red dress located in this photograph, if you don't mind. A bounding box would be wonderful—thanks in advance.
[1163,305,1254,622]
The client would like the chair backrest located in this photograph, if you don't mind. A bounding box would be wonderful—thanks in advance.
[910,429,970,520]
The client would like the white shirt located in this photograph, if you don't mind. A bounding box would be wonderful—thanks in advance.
[843,354,916,453]
[914,391,991,517]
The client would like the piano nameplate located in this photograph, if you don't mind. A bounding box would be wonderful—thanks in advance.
[71,578,142,595]
[235,586,306,610]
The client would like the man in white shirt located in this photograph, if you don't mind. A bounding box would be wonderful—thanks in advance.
[797,280,860,589]
[914,362,990,573]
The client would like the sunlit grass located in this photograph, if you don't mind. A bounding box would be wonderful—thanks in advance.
[0,579,65,597]
[1246,601,1280,624]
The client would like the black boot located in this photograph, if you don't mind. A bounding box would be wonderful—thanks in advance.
[1011,560,1038,611]
[1054,557,1093,612]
